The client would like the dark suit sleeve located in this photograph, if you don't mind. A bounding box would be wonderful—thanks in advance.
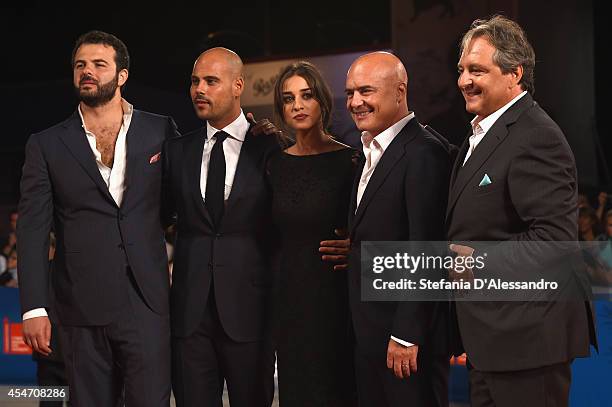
[161,139,176,229]
[17,133,53,314]
[160,117,181,228]
[262,139,283,263]
[392,142,450,344]
[478,125,579,284]
[508,125,577,241]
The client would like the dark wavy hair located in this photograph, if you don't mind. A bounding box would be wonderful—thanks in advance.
[71,30,130,74]
[273,61,333,136]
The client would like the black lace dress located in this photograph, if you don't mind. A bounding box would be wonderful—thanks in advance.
[268,147,358,407]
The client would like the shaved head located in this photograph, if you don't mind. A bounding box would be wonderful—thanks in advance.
[346,52,410,136]
[349,52,408,87]
[195,47,244,79]
[190,47,245,128]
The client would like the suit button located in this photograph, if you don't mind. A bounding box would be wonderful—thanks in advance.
[215,233,223,238]
[119,213,126,221]
[118,243,125,250]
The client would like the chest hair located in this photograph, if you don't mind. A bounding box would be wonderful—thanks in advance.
[89,121,122,168]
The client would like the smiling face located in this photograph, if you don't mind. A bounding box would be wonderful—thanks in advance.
[345,53,408,137]
[457,36,523,120]
[72,43,126,107]
[281,75,322,132]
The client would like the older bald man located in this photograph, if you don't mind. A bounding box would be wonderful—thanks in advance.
[162,48,277,407]
[345,52,452,406]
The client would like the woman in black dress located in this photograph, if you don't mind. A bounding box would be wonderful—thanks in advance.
[267,61,358,406]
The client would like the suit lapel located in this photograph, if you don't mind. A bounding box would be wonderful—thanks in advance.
[225,127,257,213]
[446,93,535,219]
[184,128,214,227]
[120,110,142,211]
[448,130,471,189]
[58,111,117,206]
[351,119,419,234]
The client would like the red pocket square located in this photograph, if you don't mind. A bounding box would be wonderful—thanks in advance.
[149,152,161,164]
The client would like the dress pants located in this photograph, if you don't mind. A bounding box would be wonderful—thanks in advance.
[36,359,69,407]
[468,362,572,407]
[171,285,275,407]
[57,270,171,407]
[354,346,449,407]
[35,317,69,406]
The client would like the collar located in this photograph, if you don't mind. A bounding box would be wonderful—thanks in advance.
[77,99,133,133]
[361,112,415,152]
[471,91,527,134]
[206,110,248,142]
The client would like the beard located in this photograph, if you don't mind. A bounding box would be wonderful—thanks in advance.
[75,73,119,107]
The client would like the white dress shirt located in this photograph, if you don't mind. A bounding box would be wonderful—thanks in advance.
[200,111,248,202]
[23,100,134,321]
[356,112,416,348]
[79,99,133,206]
[462,91,527,165]
[356,113,414,209]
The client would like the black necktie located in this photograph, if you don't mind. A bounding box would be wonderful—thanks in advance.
[205,131,228,228]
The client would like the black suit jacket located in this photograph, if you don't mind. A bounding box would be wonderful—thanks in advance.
[348,117,451,357]
[162,125,278,341]
[18,110,178,325]
[446,93,597,371]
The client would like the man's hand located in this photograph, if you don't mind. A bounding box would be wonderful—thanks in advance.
[448,243,475,283]
[319,229,350,271]
[22,316,52,356]
[387,339,418,379]
[246,113,283,137]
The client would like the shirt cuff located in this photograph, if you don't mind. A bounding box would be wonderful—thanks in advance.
[391,335,415,347]
[23,308,48,321]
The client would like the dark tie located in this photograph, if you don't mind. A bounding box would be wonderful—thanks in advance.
[205,131,228,228]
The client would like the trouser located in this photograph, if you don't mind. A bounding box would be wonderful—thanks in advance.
[354,346,449,407]
[171,287,275,407]
[57,271,171,407]
[468,361,571,407]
